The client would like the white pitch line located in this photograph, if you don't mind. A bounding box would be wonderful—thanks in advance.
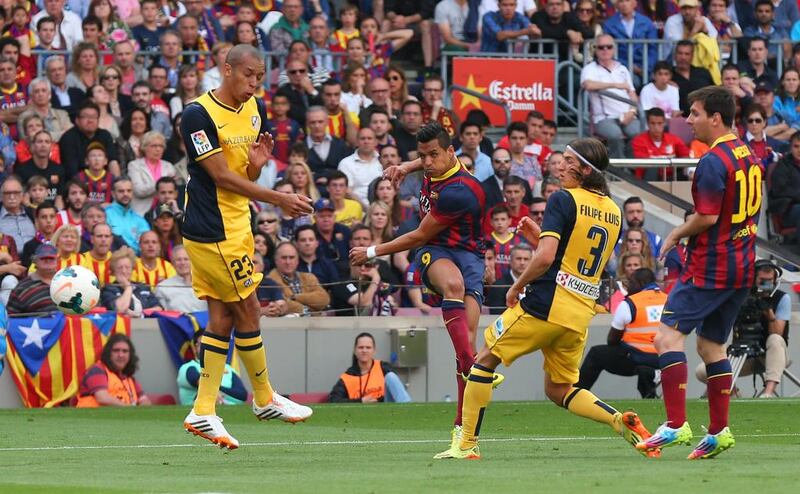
[0,433,797,453]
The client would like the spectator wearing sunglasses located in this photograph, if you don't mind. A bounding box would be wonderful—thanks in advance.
[275,58,323,128]
[742,103,785,168]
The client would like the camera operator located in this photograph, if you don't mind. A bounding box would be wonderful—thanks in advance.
[695,260,791,398]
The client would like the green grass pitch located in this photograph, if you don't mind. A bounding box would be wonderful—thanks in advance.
[0,399,798,493]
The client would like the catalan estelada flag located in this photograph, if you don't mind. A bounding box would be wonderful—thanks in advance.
[151,310,237,370]
[5,313,130,408]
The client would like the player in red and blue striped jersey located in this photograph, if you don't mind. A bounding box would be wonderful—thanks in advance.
[638,86,762,460]
[350,122,503,454]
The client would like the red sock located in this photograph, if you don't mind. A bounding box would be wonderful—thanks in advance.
[706,359,733,434]
[454,369,467,426]
[659,352,687,428]
[441,299,475,426]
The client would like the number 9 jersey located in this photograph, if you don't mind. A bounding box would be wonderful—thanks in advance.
[520,188,622,333]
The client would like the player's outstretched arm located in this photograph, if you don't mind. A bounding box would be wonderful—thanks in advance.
[515,216,541,248]
[349,213,447,265]
[505,236,558,307]
[383,158,422,188]
[659,211,718,259]
[198,152,313,218]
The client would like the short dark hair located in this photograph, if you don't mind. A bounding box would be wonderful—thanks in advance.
[77,100,101,117]
[416,121,451,149]
[688,86,737,128]
[526,110,544,121]
[82,15,102,30]
[645,107,666,120]
[460,121,481,135]
[503,175,527,190]
[369,107,390,121]
[624,196,644,209]
[676,39,694,51]
[543,119,557,130]
[321,78,342,89]
[653,61,672,74]
[35,200,57,218]
[36,16,57,31]
[155,176,177,190]
[530,196,547,206]
[402,99,422,113]
[491,204,511,217]
[720,62,739,76]
[743,102,767,122]
[147,65,167,77]
[507,121,528,137]
[294,224,317,241]
[290,142,309,158]
[754,0,773,10]
[0,37,21,53]
[465,109,490,128]
[350,223,372,238]
[327,170,349,185]
[628,268,657,294]
[748,36,768,51]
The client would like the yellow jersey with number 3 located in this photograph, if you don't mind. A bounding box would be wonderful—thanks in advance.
[520,188,622,332]
[180,91,269,243]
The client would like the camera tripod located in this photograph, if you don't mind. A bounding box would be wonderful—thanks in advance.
[728,343,800,397]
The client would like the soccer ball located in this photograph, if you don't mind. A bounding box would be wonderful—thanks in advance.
[50,265,101,315]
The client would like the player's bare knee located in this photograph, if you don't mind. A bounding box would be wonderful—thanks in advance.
[440,278,465,299]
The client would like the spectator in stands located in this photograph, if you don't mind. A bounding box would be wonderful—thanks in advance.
[580,34,640,159]
[46,56,85,121]
[383,0,435,76]
[19,78,72,142]
[47,223,83,270]
[86,85,121,140]
[369,177,406,237]
[768,132,800,245]
[530,0,588,61]
[101,246,162,315]
[435,0,474,53]
[105,176,150,255]
[743,0,790,63]
[529,196,546,225]
[0,176,34,251]
[392,100,423,160]
[110,41,143,99]
[483,176,530,235]
[79,204,127,253]
[154,244,207,313]
[76,334,152,407]
[707,0,743,62]
[340,228,398,316]
[78,222,114,286]
[481,0,537,53]
[150,203,181,262]
[456,121,493,181]
[744,103,785,168]
[320,79,358,147]
[365,200,394,256]
[313,198,352,271]
[617,196,662,257]
[16,131,64,202]
[31,0,84,50]
[754,81,796,142]
[329,332,412,402]
[663,0,717,53]
[178,328,246,406]
[545,150,565,180]
[183,0,224,47]
[131,82,171,140]
[59,101,120,180]
[631,108,691,179]
[671,40,715,116]
[148,176,183,222]
[482,147,512,209]
[369,109,397,153]
[55,179,87,234]
[66,42,100,93]
[6,243,58,314]
[738,36,779,88]
[20,201,57,267]
[286,161,322,203]
[202,42,232,92]
[269,0,310,53]
[99,65,134,124]
[133,229,176,289]
[420,75,460,137]
[339,127,383,205]
[295,224,341,293]
[506,121,542,191]
[774,68,800,131]
[305,103,351,183]
[485,204,521,280]
[308,15,334,72]
[168,65,202,118]
[277,40,332,88]
[341,63,373,115]
[613,227,658,278]
[485,243,532,314]
[639,61,682,119]
[577,267,662,398]
[154,30,181,89]
[327,170,364,228]
[74,146,111,205]
[132,0,166,53]
[118,108,149,174]
[384,66,413,119]
[571,0,602,62]
[540,119,557,148]
[360,17,415,78]
[603,0,658,84]
[721,63,751,133]
[0,57,26,140]
[268,241,330,315]
[127,131,176,216]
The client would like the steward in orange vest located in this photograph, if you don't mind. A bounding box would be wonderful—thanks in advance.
[328,359,394,402]
[75,334,150,407]
[577,268,663,398]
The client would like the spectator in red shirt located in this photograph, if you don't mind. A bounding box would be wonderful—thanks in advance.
[742,103,785,169]
[631,107,690,179]
[482,176,530,236]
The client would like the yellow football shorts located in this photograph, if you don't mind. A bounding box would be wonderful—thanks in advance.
[183,232,263,303]
[484,302,588,384]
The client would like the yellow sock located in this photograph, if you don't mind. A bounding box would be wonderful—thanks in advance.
[562,387,619,432]
[459,365,495,449]
[194,332,230,416]
[234,330,274,407]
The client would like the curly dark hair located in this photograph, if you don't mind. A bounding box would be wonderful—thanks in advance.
[100,333,139,377]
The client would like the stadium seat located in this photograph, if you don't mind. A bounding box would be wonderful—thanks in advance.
[288,392,330,404]
[148,393,177,405]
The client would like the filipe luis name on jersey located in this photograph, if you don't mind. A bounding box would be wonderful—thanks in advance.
[579,204,621,226]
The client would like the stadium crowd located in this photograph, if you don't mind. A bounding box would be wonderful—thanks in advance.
[0,0,798,325]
